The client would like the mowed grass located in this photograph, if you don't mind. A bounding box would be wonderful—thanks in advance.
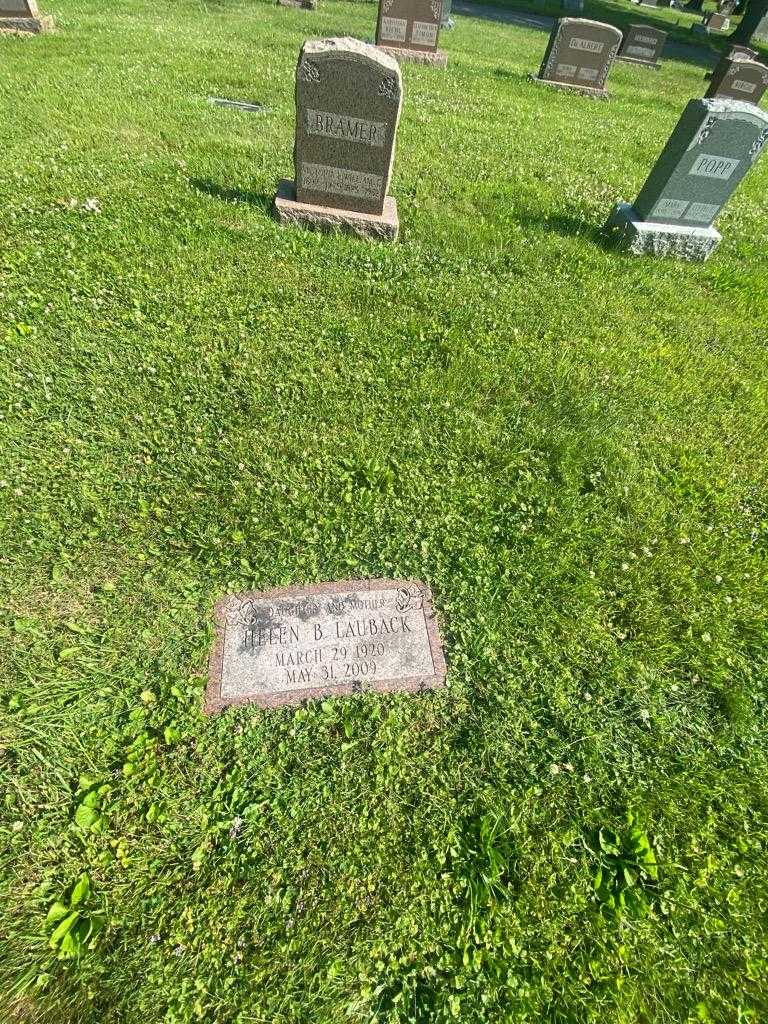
[1,0,768,1021]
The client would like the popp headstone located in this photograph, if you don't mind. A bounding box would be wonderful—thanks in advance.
[0,0,53,32]
[376,0,447,68]
[705,56,768,103]
[617,24,667,69]
[605,97,768,259]
[205,579,447,712]
[532,18,623,98]
[273,38,403,242]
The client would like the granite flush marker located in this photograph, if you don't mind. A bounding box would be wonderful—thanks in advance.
[531,18,623,98]
[205,579,447,712]
[605,98,768,260]
[273,37,403,242]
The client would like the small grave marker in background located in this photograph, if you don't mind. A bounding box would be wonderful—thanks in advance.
[617,24,667,69]
[376,0,448,68]
[705,57,768,103]
[206,580,446,712]
[531,18,623,98]
[605,97,768,260]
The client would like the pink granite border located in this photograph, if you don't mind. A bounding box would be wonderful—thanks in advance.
[204,578,447,715]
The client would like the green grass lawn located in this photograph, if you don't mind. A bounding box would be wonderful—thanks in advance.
[2,1,768,1021]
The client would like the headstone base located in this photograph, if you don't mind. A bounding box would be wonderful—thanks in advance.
[604,201,721,261]
[273,180,399,243]
[616,54,661,70]
[0,14,54,32]
[528,74,609,100]
[277,0,317,8]
[378,46,448,68]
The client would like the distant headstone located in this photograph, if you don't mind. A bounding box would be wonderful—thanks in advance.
[755,13,768,42]
[617,24,667,68]
[532,18,623,98]
[705,56,768,102]
[705,11,730,30]
[728,45,758,60]
[376,0,447,67]
[441,0,454,29]
[704,45,757,80]
[205,579,447,712]
[0,0,53,32]
[273,38,403,242]
[605,97,768,259]
[278,0,317,8]
[562,0,584,13]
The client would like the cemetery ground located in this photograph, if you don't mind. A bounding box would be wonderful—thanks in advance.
[1,0,768,1021]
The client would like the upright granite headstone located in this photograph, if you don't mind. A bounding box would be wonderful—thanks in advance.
[605,97,768,259]
[705,56,768,103]
[705,11,730,30]
[273,38,403,242]
[704,45,757,80]
[205,579,447,712]
[0,0,53,32]
[441,0,454,29]
[376,0,447,67]
[562,0,585,14]
[728,45,758,60]
[617,24,667,68]
[532,18,623,98]
[756,13,768,42]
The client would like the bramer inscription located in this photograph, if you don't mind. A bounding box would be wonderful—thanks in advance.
[205,579,447,712]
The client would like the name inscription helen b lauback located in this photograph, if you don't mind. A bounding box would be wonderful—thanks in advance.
[206,579,447,712]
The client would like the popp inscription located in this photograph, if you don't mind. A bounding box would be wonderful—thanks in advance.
[205,579,446,712]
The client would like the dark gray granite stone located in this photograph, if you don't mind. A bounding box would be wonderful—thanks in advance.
[705,57,768,103]
[617,24,667,68]
[0,0,52,31]
[291,38,402,218]
[605,97,768,260]
[534,18,623,97]
[376,0,443,55]
[205,579,447,712]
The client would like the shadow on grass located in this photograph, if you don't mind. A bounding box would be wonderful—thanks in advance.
[514,209,607,242]
[190,178,273,212]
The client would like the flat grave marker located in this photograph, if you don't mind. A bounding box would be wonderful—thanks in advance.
[617,24,667,69]
[376,0,448,68]
[605,97,768,259]
[0,0,53,32]
[532,18,623,98]
[273,37,403,241]
[705,57,768,103]
[206,579,447,712]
